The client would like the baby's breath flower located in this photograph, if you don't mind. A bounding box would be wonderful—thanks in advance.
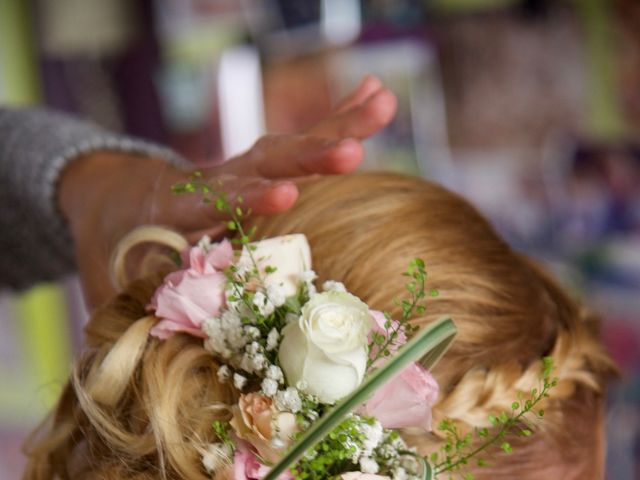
[261,378,278,397]
[266,284,286,307]
[202,317,222,339]
[247,341,261,355]
[359,421,384,457]
[285,312,298,324]
[217,365,231,383]
[393,467,408,480]
[300,270,317,283]
[322,280,347,293]
[203,318,228,356]
[359,457,379,474]
[253,291,275,316]
[252,353,267,372]
[244,326,261,341]
[300,270,318,295]
[233,373,247,390]
[225,285,244,312]
[266,328,280,351]
[345,439,362,462]
[226,327,246,350]
[220,310,241,331]
[240,354,253,373]
[266,365,284,383]
[391,435,408,452]
[377,443,394,460]
[275,387,302,413]
[234,263,251,280]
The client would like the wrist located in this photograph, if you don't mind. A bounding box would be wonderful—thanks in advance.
[58,151,173,230]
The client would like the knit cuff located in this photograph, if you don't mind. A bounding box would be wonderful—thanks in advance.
[0,107,188,290]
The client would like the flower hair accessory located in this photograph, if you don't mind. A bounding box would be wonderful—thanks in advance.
[146,177,558,480]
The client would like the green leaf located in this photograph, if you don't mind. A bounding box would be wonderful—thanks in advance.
[412,258,425,269]
[421,458,433,480]
[263,317,457,480]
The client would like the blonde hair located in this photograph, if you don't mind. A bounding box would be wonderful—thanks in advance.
[23,172,615,479]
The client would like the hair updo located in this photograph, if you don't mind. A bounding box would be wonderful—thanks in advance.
[23,172,615,479]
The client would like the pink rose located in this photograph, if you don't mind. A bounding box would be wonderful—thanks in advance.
[368,310,407,368]
[182,239,233,273]
[148,240,233,339]
[233,440,294,480]
[361,362,439,431]
[341,473,390,480]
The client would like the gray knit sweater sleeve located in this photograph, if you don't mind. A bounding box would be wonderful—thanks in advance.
[0,107,187,290]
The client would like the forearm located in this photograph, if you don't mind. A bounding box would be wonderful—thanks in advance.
[0,106,185,290]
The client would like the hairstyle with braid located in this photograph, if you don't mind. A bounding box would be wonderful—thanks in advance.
[23,172,616,479]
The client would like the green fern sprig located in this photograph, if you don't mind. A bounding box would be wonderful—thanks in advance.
[431,357,558,479]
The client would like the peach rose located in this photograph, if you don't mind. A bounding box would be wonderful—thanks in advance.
[230,393,298,463]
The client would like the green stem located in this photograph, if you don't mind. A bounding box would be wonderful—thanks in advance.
[367,274,424,370]
[433,387,549,475]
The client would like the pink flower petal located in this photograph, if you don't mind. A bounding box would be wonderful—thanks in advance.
[148,265,227,339]
[233,441,293,480]
[149,319,207,339]
[361,362,438,431]
[207,239,234,271]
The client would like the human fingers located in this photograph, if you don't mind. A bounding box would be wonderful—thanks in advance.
[333,75,383,114]
[214,134,363,178]
[152,174,299,232]
[308,87,397,140]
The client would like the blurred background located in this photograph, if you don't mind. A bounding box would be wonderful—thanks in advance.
[0,0,638,477]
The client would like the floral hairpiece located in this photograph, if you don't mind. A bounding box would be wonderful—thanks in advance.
[146,175,557,480]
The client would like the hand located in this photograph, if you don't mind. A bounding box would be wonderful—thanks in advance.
[59,75,397,309]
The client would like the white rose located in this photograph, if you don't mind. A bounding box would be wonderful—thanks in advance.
[278,291,373,403]
[238,234,312,298]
